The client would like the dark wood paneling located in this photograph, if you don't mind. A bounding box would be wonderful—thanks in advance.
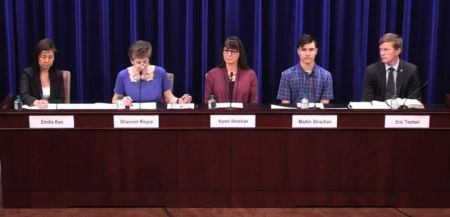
[341,131,395,191]
[339,114,384,128]
[177,130,231,190]
[0,113,28,128]
[286,131,341,190]
[2,109,450,208]
[232,130,286,190]
[122,130,177,190]
[160,113,210,128]
[10,131,67,191]
[396,131,450,191]
[430,113,450,128]
[0,132,12,190]
[67,131,121,190]
[75,113,113,128]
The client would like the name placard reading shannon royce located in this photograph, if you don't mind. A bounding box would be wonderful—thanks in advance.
[114,115,159,128]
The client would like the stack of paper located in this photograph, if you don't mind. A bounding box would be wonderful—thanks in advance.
[215,102,244,109]
[386,98,425,109]
[348,99,424,109]
[296,103,325,109]
[348,101,390,109]
[167,103,195,109]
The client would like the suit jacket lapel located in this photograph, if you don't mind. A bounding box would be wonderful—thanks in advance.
[396,60,405,95]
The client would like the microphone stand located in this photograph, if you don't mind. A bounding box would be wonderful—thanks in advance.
[310,71,317,109]
[139,71,142,110]
[399,80,432,109]
[228,72,234,108]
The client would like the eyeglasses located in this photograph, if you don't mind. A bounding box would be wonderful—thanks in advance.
[223,48,239,55]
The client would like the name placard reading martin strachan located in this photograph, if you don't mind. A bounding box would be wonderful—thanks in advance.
[292,115,337,128]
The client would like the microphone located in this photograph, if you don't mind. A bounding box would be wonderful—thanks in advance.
[228,72,234,82]
[399,80,431,109]
[228,72,234,107]
[139,71,143,110]
[310,71,317,109]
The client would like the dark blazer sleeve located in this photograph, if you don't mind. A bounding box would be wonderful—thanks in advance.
[249,70,258,103]
[362,63,381,101]
[398,61,421,99]
[19,67,38,106]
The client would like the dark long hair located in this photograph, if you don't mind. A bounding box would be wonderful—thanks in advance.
[218,36,250,70]
[31,38,58,84]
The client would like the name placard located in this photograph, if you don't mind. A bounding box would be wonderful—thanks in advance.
[210,115,255,128]
[292,115,337,128]
[114,115,159,128]
[29,115,74,128]
[385,115,430,128]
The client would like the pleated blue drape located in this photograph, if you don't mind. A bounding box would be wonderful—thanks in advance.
[1,0,450,104]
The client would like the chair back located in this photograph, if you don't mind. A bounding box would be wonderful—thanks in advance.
[166,72,174,90]
[0,93,13,109]
[62,70,71,103]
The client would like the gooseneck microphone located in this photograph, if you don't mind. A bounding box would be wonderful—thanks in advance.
[228,72,234,106]
[399,80,431,109]
[139,71,143,110]
[310,71,317,109]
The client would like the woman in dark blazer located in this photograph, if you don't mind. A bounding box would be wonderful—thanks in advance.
[204,36,258,104]
[19,38,64,108]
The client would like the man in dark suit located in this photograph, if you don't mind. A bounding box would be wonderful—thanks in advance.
[362,33,421,101]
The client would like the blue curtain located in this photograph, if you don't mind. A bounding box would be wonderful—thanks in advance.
[2,0,450,104]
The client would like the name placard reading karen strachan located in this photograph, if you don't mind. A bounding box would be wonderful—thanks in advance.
[114,115,159,128]
[385,115,430,128]
[210,115,255,128]
[292,115,337,128]
[29,115,74,128]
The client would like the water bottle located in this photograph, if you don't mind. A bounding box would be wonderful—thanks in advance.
[391,95,399,110]
[300,93,309,110]
[208,94,216,109]
[14,95,23,110]
[116,96,124,109]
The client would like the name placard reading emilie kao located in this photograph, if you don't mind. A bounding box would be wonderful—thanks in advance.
[210,115,255,128]
[29,115,74,128]
[292,115,338,128]
[385,115,430,128]
[114,115,159,128]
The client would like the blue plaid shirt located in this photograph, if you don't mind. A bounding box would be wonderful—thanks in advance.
[277,63,334,103]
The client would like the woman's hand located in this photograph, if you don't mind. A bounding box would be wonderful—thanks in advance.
[178,94,192,104]
[122,96,133,107]
[33,99,48,108]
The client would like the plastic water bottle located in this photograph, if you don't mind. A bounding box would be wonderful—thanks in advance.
[391,95,399,110]
[300,93,309,110]
[116,96,124,109]
[14,95,23,110]
[208,94,216,109]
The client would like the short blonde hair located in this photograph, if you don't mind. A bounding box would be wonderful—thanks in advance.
[379,33,403,50]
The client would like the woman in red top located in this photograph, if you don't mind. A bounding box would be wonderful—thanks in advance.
[204,36,258,103]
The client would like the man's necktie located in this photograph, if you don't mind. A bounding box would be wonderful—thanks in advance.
[385,67,396,100]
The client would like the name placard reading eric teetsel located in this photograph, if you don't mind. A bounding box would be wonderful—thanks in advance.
[210,115,256,128]
[114,115,159,128]
[292,115,338,128]
[29,115,75,128]
[385,115,430,128]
